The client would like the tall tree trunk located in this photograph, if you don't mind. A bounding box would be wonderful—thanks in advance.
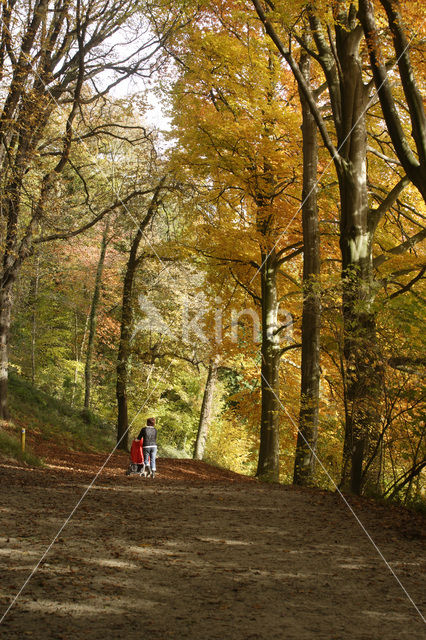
[116,177,165,450]
[0,178,21,420]
[339,169,378,494]
[256,250,281,482]
[116,232,142,451]
[335,23,379,495]
[84,219,109,410]
[0,284,13,420]
[293,52,321,486]
[193,357,218,460]
[29,256,40,386]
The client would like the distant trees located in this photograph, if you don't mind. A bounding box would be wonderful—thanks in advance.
[193,357,219,460]
[0,0,166,418]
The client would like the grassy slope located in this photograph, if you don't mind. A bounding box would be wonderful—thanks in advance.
[0,373,116,465]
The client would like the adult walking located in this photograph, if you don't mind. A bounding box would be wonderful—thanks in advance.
[138,417,158,478]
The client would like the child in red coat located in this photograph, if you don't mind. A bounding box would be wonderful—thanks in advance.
[126,438,144,475]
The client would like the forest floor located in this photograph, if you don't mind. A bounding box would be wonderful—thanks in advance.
[0,434,425,640]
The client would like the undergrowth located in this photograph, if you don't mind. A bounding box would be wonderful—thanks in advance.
[7,371,115,454]
[0,429,43,466]
[157,443,189,459]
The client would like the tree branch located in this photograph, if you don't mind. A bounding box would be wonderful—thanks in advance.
[358,0,425,199]
[368,175,410,233]
[229,268,261,303]
[33,188,160,244]
[384,460,426,499]
[379,0,426,169]
[388,266,426,300]
[374,229,426,268]
[367,145,401,165]
[280,342,302,357]
[251,0,342,171]
[276,246,304,266]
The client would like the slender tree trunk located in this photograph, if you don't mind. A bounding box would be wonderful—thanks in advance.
[116,234,141,451]
[29,256,40,386]
[0,178,21,420]
[0,284,13,420]
[256,250,281,482]
[71,311,79,407]
[293,52,320,486]
[71,310,89,408]
[116,177,165,450]
[84,219,109,410]
[193,357,218,460]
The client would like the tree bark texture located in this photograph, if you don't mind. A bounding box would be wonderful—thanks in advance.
[334,16,380,494]
[193,357,218,460]
[256,250,281,482]
[116,231,142,451]
[293,52,321,486]
[116,178,165,450]
[358,0,426,203]
[84,219,109,410]
[252,0,385,495]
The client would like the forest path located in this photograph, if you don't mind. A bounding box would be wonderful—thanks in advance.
[0,441,425,640]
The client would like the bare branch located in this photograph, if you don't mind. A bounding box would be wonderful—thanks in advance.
[33,188,160,244]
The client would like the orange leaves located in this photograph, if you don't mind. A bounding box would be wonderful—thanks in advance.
[170,21,303,241]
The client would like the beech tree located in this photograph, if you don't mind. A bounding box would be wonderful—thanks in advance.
[292,48,320,486]
[193,356,219,460]
[162,9,307,480]
[250,0,425,493]
[358,0,426,203]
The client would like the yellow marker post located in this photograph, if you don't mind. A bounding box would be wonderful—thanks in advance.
[21,428,26,453]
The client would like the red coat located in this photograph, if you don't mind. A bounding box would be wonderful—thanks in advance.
[130,439,143,464]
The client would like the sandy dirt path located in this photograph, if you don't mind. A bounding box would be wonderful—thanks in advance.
[0,444,425,640]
